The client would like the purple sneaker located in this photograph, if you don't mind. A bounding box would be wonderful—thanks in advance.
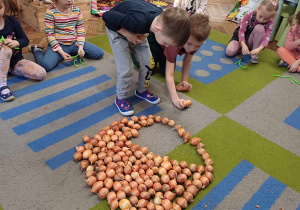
[115,97,134,116]
[135,89,160,104]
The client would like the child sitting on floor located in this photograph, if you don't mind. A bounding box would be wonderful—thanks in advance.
[102,0,190,116]
[0,0,46,102]
[226,0,278,64]
[29,0,104,71]
[277,10,300,73]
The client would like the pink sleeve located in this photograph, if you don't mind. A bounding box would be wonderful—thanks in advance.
[238,12,252,42]
[260,20,273,47]
[284,26,299,51]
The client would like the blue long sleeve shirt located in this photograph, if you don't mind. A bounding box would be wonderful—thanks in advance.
[102,0,163,34]
[0,16,29,68]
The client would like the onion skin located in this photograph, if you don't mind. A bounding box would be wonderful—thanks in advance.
[176,198,188,209]
[90,181,104,193]
[119,199,132,209]
[98,187,109,199]
[73,152,83,162]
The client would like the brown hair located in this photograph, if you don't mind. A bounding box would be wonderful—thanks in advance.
[288,11,300,27]
[190,14,211,42]
[158,7,190,47]
[2,0,19,17]
[259,0,279,12]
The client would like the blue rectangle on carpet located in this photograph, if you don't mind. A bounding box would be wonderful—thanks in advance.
[284,106,300,131]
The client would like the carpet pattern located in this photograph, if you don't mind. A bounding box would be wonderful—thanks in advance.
[0,30,299,210]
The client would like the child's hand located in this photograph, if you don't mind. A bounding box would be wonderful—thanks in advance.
[4,39,19,48]
[288,61,300,73]
[250,48,261,55]
[241,45,250,55]
[137,33,149,42]
[172,98,186,109]
[176,81,192,92]
[126,32,142,45]
[78,46,85,58]
[61,52,73,61]
[0,42,3,50]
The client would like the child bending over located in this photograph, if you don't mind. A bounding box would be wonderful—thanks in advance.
[277,10,300,73]
[29,0,104,71]
[0,0,46,102]
[226,0,278,64]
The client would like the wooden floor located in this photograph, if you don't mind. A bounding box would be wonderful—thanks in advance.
[21,0,278,54]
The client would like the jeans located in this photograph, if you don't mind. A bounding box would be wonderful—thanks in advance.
[34,41,104,71]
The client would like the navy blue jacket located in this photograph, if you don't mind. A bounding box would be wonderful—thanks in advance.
[0,16,29,68]
[102,0,163,34]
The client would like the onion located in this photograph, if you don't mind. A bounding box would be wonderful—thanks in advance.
[90,139,98,146]
[197,165,205,174]
[154,116,162,123]
[98,187,109,199]
[183,191,194,203]
[193,172,201,180]
[90,181,104,193]
[136,177,144,185]
[179,161,188,169]
[88,154,98,164]
[117,191,126,200]
[127,120,135,127]
[130,188,140,197]
[147,118,154,126]
[107,162,117,170]
[151,175,160,183]
[114,173,125,181]
[205,165,214,173]
[120,117,129,125]
[187,185,198,197]
[82,135,91,143]
[161,161,172,171]
[164,191,175,201]
[86,170,96,178]
[123,184,131,195]
[153,196,162,205]
[200,176,209,187]
[98,140,106,148]
[161,117,169,125]
[189,164,198,173]
[205,158,214,166]
[186,99,192,107]
[104,178,113,189]
[177,128,185,137]
[139,120,147,127]
[92,147,100,154]
[174,185,185,195]
[148,188,156,197]
[140,191,151,200]
[80,160,89,170]
[138,184,147,192]
[169,179,177,190]
[202,152,210,160]
[131,124,141,130]
[131,116,139,123]
[140,146,149,155]
[158,167,167,176]
[98,130,107,137]
[76,146,85,153]
[130,196,139,205]
[161,184,171,194]
[146,169,154,177]
[154,156,163,166]
[107,191,117,204]
[123,130,132,139]
[197,148,206,155]
[176,198,188,209]
[130,129,139,138]
[119,199,131,209]
[103,125,110,131]
[161,199,172,210]
[110,199,119,210]
[192,179,202,189]
[173,165,181,174]
[113,181,123,192]
[102,134,111,143]
[184,180,192,188]
[205,171,213,182]
[196,142,205,149]
[73,152,82,162]
[147,114,154,119]
[190,137,201,146]
[104,156,112,165]
[134,151,143,159]
[145,179,153,188]
[167,120,175,127]
[174,124,182,131]
[136,199,148,208]
[147,201,156,210]
[83,149,92,159]
[85,176,97,186]
[173,203,182,210]
[160,174,170,184]
[177,173,187,184]
[183,132,191,143]
[153,182,162,192]
[182,168,192,177]
[111,135,119,142]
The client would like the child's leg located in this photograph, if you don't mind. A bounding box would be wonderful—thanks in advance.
[83,42,104,60]
[277,47,300,72]
[247,25,265,50]
[147,33,166,75]
[0,46,14,101]
[226,40,241,57]
[10,59,46,81]
[34,45,63,72]
[106,27,134,99]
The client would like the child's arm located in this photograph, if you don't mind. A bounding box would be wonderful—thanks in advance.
[118,28,141,44]
[284,26,300,51]
[176,54,192,91]
[13,17,29,48]
[238,12,251,55]
[76,10,85,57]
[165,60,185,109]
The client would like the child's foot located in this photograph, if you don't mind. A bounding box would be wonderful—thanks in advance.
[115,97,134,116]
[28,44,43,53]
[278,60,288,67]
[135,89,160,104]
[250,55,258,64]
[0,86,15,102]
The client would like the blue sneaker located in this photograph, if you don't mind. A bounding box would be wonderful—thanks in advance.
[135,89,160,104]
[115,97,134,116]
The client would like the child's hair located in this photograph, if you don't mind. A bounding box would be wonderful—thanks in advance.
[1,0,19,17]
[259,0,279,12]
[288,11,300,27]
[158,7,190,46]
[190,14,211,42]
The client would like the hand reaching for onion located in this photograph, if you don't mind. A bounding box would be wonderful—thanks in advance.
[176,81,192,92]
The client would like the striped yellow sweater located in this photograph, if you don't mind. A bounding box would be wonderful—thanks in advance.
[44,4,85,51]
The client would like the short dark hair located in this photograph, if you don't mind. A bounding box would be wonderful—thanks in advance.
[190,14,211,42]
[158,7,190,46]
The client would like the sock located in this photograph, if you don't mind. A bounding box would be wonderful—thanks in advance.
[0,86,10,95]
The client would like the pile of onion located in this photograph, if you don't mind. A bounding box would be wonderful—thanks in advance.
[73,115,214,210]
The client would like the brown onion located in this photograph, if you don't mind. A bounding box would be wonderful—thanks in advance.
[147,201,156,210]
[90,181,103,193]
[189,164,198,173]
[82,135,91,143]
[110,199,119,210]
[130,196,139,205]
[113,181,122,192]
[173,203,182,210]
[190,137,201,145]
[83,149,92,159]
[104,178,113,189]
[169,179,177,190]
[154,116,162,123]
[200,176,209,187]
[176,198,188,209]
[73,152,82,162]
[85,176,97,186]
[164,191,175,201]
[80,160,89,170]
[183,132,191,143]
[117,191,126,200]
[107,191,117,204]
[167,120,175,127]
[183,191,193,203]
[160,174,170,184]
[119,199,131,209]
[177,174,187,184]
[187,185,198,197]
[174,185,185,195]
[88,154,98,164]
[205,171,214,182]
[140,191,151,200]
[205,158,214,166]
[197,165,205,174]
[161,199,172,210]
[161,117,169,125]
[147,118,154,126]
[98,187,109,199]
[136,199,148,208]
[161,161,172,171]
[205,165,214,173]
[192,179,202,189]
[76,145,85,153]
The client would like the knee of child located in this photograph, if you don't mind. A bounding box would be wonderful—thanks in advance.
[38,68,47,80]
[0,46,12,56]
[94,50,104,60]
[226,47,235,57]
[40,61,54,72]
[253,24,265,34]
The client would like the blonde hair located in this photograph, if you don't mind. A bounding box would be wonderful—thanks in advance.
[288,11,300,27]
[259,0,279,12]
[158,7,190,46]
[190,14,211,42]
[1,0,19,17]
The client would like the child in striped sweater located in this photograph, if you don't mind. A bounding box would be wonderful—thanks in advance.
[29,0,104,71]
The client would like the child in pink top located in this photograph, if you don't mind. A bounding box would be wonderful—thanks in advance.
[277,11,300,73]
[226,0,278,64]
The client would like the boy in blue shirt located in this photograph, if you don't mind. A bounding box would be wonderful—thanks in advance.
[103,0,190,116]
